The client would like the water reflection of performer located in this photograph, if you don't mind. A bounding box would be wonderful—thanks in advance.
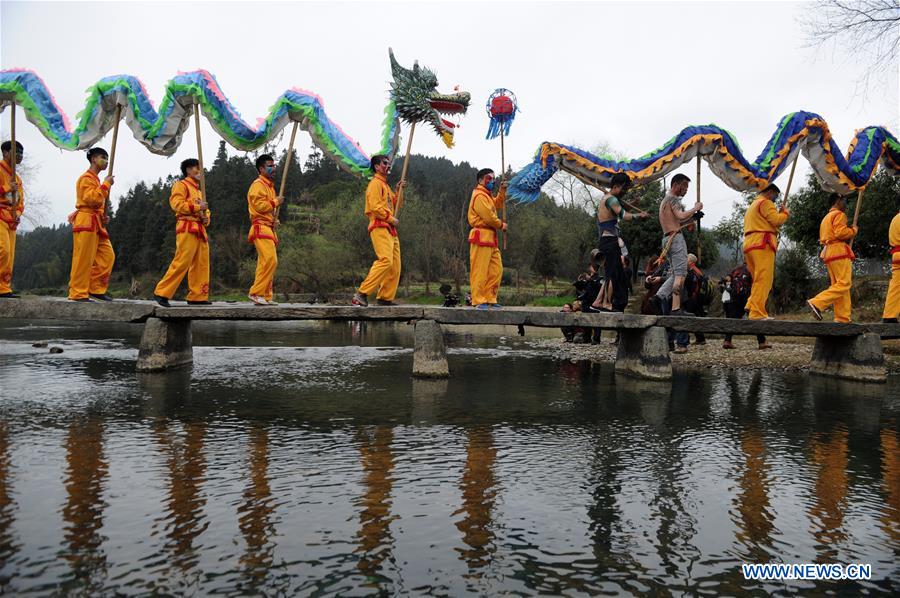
[879,429,900,545]
[153,419,208,576]
[355,426,396,582]
[734,427,774,557]
[0,421,17,580]
[238,426,276,587]
[809,426,849,558]
[454,426,497,575]
[61,418,109,588]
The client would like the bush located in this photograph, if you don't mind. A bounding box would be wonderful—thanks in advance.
[772,247,816,313]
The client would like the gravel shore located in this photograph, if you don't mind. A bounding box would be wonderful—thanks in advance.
[527,334,900,374]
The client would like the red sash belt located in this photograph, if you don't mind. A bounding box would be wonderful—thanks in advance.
[821,240,855,263]
[248,218,278,245]
[469,227,498,248]
[0,206,19,231]
[68,209,109,239]
[743,230,776,253]
[368,219,397,237]
[176,217,208,243]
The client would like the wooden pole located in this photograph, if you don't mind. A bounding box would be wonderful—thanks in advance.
[194,100,207,205]
[107,104,122,177]
[696,153,702,265]
[850,187,866,249]
[275,120,299,224]
[501,127,507,250]
[393,120,416,216]
[779,152,799,211]
[9,104,17,211]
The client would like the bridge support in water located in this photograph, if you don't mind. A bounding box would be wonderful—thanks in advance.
[614,326,673,380]
[809,332,886,383]
[412,320,449,378]
[137,318,193,372]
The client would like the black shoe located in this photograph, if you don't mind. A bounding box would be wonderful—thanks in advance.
[884,318,899,323]
[89,293,113,302]
[153,294,171,308]
[69,297,93,302]
[0,292,20,299]
[187,300,212,305]
[376,299,397,306]
[670,308,684,316]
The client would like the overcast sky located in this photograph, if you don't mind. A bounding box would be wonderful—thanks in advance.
[1,0,897,228]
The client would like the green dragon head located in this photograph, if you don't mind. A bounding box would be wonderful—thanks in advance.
[389,48,471,148]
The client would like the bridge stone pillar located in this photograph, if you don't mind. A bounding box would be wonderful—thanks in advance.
[809,332,886,383]
[137,317,193,372]
[412,320,449,378]
[614,326,672,381]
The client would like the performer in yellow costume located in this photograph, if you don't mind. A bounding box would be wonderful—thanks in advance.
[882,210,900,323]
[0,141,24,298]
[153,158,211,307]
[68,147,115,302]
[807,194,857,323]
[247,154,282,305]
[353,154,406,307]
[468,168,507,310]
[742,184,788,320]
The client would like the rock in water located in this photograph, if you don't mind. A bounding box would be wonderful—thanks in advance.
[49,347,63,354]
[32,341,48,348]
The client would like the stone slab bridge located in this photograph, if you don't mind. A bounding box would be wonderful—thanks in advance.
[1,297,898,383]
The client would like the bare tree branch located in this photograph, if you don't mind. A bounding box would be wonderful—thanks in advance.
[800,1,900,98]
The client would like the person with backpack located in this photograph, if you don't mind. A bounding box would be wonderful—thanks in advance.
[720,264,770,349]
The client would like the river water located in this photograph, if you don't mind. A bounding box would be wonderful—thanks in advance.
[0,319,897,595]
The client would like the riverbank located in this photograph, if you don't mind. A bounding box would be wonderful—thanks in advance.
[528,334,900,374]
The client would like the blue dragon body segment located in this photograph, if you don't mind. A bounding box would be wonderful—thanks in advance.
[0,51,467,178]
[509,112,900,201]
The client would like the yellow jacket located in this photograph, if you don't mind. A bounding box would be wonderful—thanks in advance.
[70,170,111,238]
[819,207,855,263]
[743,194,788,253]
[365,173,397,235]
[889,212,900,266]
[247,175,278,244]
[171,178,210,242]
[467,184,506,247]
[0,159,23,230]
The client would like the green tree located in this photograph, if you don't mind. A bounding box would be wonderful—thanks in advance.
[532,228,560,293]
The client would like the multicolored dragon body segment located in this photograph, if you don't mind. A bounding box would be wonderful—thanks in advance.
[0,49,470,178]
[509,112,900,201]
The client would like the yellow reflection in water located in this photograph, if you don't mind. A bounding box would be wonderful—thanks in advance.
[355,426,396,581]
[454,427,497,575]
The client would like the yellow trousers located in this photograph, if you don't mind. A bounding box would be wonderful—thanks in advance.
[810,258,852,323]
[745,248,775,319]
[0,221,15,294]
[154,233,210,301]
[359,228,401,301]
[883,264,900,319]
[250,237,277,300]
[68,232,114,300]
[469,244,502,306]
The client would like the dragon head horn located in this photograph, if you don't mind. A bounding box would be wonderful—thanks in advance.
[388,48,418,81]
